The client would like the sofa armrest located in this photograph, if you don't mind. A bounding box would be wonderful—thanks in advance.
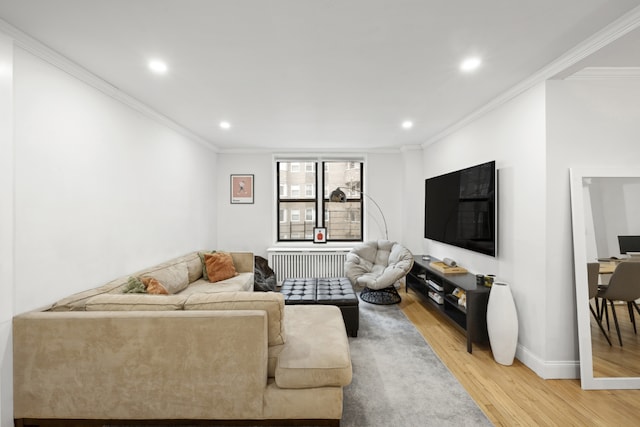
[230,252,254,273]
[13,310,268,420]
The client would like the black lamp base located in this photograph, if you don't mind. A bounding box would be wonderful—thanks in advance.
[359,286,401,305]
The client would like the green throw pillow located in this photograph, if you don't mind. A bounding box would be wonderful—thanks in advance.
[123,276,147,294]
[198,250,216,281]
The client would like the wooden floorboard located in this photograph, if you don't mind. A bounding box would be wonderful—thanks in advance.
[399,289,640,426]
[591,301,640,378]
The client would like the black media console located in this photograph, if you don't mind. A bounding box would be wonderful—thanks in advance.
[406,255,489,353]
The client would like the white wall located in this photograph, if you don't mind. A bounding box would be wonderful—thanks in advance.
[0,32,13,427]
[366,152,404,242]
[216,152,405,257]
[216,153,273,257]
[0,44,219,422]
[400,146,425,255]
[423,83,549,376]
[545,77,640,365]
[12,48,219,313]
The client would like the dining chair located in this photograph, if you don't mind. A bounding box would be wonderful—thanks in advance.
[597,261,640,346]
[587,263,612,346]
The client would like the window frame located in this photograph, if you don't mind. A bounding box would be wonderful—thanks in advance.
[276,159,364,243]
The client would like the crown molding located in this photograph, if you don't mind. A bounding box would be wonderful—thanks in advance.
[0,18,218,152]
[399,144,423,153]
[565,66,640,80]
[219,146,402,155]
[422,5,640,148]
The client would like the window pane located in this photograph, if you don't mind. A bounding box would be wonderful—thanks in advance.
[325,201,361,240]
[324,161,363,241]
[279,161,316,200]
[324,162,362,199]
[279,201,316,240]
[305,208,315,222]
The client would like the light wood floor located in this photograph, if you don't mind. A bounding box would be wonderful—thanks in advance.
[399,289,640,427]
[591,301,640,378]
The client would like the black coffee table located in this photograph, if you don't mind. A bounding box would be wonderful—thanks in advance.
[280,277,359,337]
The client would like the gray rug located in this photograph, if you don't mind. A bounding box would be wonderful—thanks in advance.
[342,301,493,427]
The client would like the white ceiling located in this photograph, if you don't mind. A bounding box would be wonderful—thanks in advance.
[1,0,639,151]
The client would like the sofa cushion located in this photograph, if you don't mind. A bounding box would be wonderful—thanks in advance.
[185,291,285,345]
[49,276,128,311]
[141,262,189,294]
[276,305,352,389]
[229,252,254,274]
[183,252,204,283]
[204,252,238,283]
[85,294,187,311]
[178,273,254,295]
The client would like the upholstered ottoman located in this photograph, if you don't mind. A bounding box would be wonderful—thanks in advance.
[280,277,359,337]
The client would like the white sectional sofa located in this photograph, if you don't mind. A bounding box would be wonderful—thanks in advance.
[13,251,353,426]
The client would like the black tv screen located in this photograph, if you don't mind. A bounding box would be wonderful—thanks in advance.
[424,161,497,257]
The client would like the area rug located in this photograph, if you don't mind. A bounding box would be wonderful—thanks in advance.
[342,301,493,427]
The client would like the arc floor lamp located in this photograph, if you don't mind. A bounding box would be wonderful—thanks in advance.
[329,187,388,240]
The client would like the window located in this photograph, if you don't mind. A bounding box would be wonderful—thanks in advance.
[323,161,363,241]
[305,208,314,222]
[277,160,363,242]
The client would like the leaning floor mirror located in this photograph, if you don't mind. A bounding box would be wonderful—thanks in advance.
[570,167,640,389]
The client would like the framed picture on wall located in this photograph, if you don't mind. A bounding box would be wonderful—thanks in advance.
[230,174,254,204]
[314,227,327,243]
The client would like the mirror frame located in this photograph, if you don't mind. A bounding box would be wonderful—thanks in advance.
[570,167,640,389]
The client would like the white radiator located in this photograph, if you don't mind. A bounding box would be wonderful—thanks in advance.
[267,249,350,284]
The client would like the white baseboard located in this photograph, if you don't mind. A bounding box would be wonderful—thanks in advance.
[515,344,580,379]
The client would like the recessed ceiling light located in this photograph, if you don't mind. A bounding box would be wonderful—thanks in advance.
[460,57,481,72]
[401,120,414,130]
[219,121,231,130]
[148,59,168,74]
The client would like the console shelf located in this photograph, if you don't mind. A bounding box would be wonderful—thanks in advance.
[406,255,490,353]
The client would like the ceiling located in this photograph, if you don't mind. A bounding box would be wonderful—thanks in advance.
[1,0,639,152]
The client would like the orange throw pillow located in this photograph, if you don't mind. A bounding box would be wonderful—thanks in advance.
[204,252,238,283]
[141,276,169,295]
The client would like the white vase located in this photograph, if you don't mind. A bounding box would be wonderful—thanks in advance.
[486,282,518,365]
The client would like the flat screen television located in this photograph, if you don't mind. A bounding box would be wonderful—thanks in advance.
[424,161,497,257]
